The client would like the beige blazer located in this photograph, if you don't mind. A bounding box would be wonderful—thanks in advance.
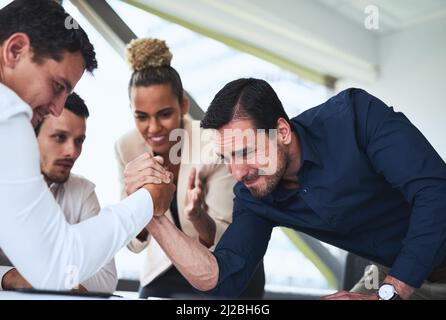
[114,116,235,287]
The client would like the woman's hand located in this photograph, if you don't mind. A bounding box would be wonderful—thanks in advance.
[183,168,216,247]
[184,168,208,221]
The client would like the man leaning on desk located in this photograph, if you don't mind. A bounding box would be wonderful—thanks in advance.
[0,0,174,291]
[133,78,446,300]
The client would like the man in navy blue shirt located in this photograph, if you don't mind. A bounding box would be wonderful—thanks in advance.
[143,78,446,299]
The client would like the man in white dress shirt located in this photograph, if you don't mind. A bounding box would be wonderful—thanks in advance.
[0,0,174,290]
[0,93,118,293]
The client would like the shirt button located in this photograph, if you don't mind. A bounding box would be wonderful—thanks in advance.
[302,188,309,194]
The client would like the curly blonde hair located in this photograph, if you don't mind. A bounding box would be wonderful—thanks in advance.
[126,38,183,104]
[126,38,172,71]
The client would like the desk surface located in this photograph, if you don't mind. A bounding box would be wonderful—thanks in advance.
[0,291,122,300]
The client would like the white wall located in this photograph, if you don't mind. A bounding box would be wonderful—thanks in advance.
[337,18,446,160]
[133,0,379,82]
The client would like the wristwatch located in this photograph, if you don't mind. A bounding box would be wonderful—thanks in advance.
[377,283,401,300]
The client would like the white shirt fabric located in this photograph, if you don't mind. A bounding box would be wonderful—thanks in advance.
[0,83,153,290]
[0,174,119,293]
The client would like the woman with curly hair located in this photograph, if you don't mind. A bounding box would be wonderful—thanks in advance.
[114,38,265,299]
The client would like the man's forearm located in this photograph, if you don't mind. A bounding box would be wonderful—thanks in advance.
[147,215,219,291]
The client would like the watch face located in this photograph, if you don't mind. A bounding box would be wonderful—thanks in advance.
[378,284,395,300]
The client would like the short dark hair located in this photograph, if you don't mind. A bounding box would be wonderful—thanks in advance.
[200,78,289,130]
[35,92,89,135]
[0,0,97,72]
[64,92,89,118]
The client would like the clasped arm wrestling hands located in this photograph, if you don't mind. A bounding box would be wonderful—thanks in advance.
[125,153,216,247]
[125,153,219,292]
[2,153,174,292]
[125,153,207,219]
[124,153,176,219]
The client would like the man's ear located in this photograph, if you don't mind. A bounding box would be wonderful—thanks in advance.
[276,118,292,145]
[2,33,32,69]
[181,93,190,115]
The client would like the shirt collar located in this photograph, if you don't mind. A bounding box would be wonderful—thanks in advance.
[49,182,61,190]
[290,119,321,167]
[48,175,70,197]
[48,181,62,197]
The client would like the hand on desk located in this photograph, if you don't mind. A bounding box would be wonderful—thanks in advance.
[320,275,414,300]
[321,291,378,300]
[2,268,89,293]
[71,284,88,293]
[1,268,32,290]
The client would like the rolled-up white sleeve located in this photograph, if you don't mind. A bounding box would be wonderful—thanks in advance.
[0,112,153,290]
[81,258,118,294]
[75,184,118,294]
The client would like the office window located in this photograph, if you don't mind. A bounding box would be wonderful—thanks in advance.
[105,0,337,294]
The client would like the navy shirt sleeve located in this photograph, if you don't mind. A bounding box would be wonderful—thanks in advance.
[208,189,274,297]
[351,89,446,287]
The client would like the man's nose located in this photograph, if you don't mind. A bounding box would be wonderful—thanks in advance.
[230,164,249,182]
[63,141,78,158]
[49,94,68,117]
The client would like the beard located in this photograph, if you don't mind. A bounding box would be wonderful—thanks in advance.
[43,171,70,185]
[245,147,288,199]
